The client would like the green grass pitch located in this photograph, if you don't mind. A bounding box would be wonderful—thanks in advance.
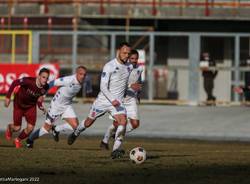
[1,135,250,184]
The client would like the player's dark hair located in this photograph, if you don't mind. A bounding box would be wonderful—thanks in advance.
[76,65,87,71]
[130,49,139,57]
[39,68,50,75]
[117,42,131,50]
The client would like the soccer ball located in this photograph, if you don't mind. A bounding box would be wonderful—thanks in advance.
[129,147,147,164]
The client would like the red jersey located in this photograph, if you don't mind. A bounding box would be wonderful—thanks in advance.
[6,77,49,109]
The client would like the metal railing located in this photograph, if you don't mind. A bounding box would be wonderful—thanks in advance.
[0,0,249,16]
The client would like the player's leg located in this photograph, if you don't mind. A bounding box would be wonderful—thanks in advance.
[55,119,76,132]
[52,106,78,142]
[113,114,127,150]
[101,119,139,151]
[100,114,118,150]
[5,103,23,140]
[102,117,139,147]
[26,112,57,148]
[5,123,21,140]
[127,119,140,133]
[67,100,105,145]
[26,123,52,148]
[100,120,117,150]
[27,103,63,147]
[111,113,127,159]
[52,118,78,142]
[124,99,140,133]
[15,123,35,148]
[67,117,95,145]
[14,106,36,148]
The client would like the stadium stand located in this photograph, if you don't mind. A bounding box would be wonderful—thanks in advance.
[0,0,250,19]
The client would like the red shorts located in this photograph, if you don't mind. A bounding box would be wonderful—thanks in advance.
[13,102,37,126]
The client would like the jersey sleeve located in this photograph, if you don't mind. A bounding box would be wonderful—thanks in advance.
[137,68,144,101]
[138,67,144,84]
[6,77,28,98]
[49,76,72,88]
[100,64,115,102]
[37,96,45,110]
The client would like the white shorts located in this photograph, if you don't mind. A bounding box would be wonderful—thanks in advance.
[123,98,139,120]
[88,98,126,120]
[45,104,77,125]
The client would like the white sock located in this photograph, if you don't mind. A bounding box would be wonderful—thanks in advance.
[113,125,125,151]
[55,123,74,132]
[126,123,134,133]
[74,119,86,136]
[102,124,116,144]
[39,127,49,136]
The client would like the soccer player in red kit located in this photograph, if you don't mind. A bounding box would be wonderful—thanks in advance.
[4,68,50,148]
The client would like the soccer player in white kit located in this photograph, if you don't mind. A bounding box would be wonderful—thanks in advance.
[26,66,87,148]
[68,42,139,159]
[100,50,143,150]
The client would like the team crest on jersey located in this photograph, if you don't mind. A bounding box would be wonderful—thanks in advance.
[137,70,141,75]
[127,67,131,72]
[102,72,106,77]
[115,67,119,70]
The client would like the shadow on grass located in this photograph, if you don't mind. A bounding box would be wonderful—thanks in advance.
[1,164,250,184]
[147,154,192,160]
[0,144,14,148]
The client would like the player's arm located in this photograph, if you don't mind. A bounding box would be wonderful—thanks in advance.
[136,73,143,103]
[48,76,72,88]
[129,83,142,92]
[37,82,50,113]
[129,70,143,92]
[37,95,46,114]
[4,78,24,107]
[100,65,119,107]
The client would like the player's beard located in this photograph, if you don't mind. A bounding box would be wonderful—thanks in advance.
[132,63,137,68]
[119,56,128,64]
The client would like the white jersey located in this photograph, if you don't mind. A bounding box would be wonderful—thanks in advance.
[46,74,83,124]
[97,58,133,103]
[51,74,82,106]
[124,65,143,101]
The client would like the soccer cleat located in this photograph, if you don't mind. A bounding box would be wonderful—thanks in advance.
[51,126,60,142]
[100,141,109,150]
[14,138,22,148]
[111,149,125,159]
[5,125,12,140]
[119,149,125,155]
[26,139,34,149]
[67,132,78,145]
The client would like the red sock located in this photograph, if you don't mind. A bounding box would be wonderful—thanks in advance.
[18,130,28,140]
